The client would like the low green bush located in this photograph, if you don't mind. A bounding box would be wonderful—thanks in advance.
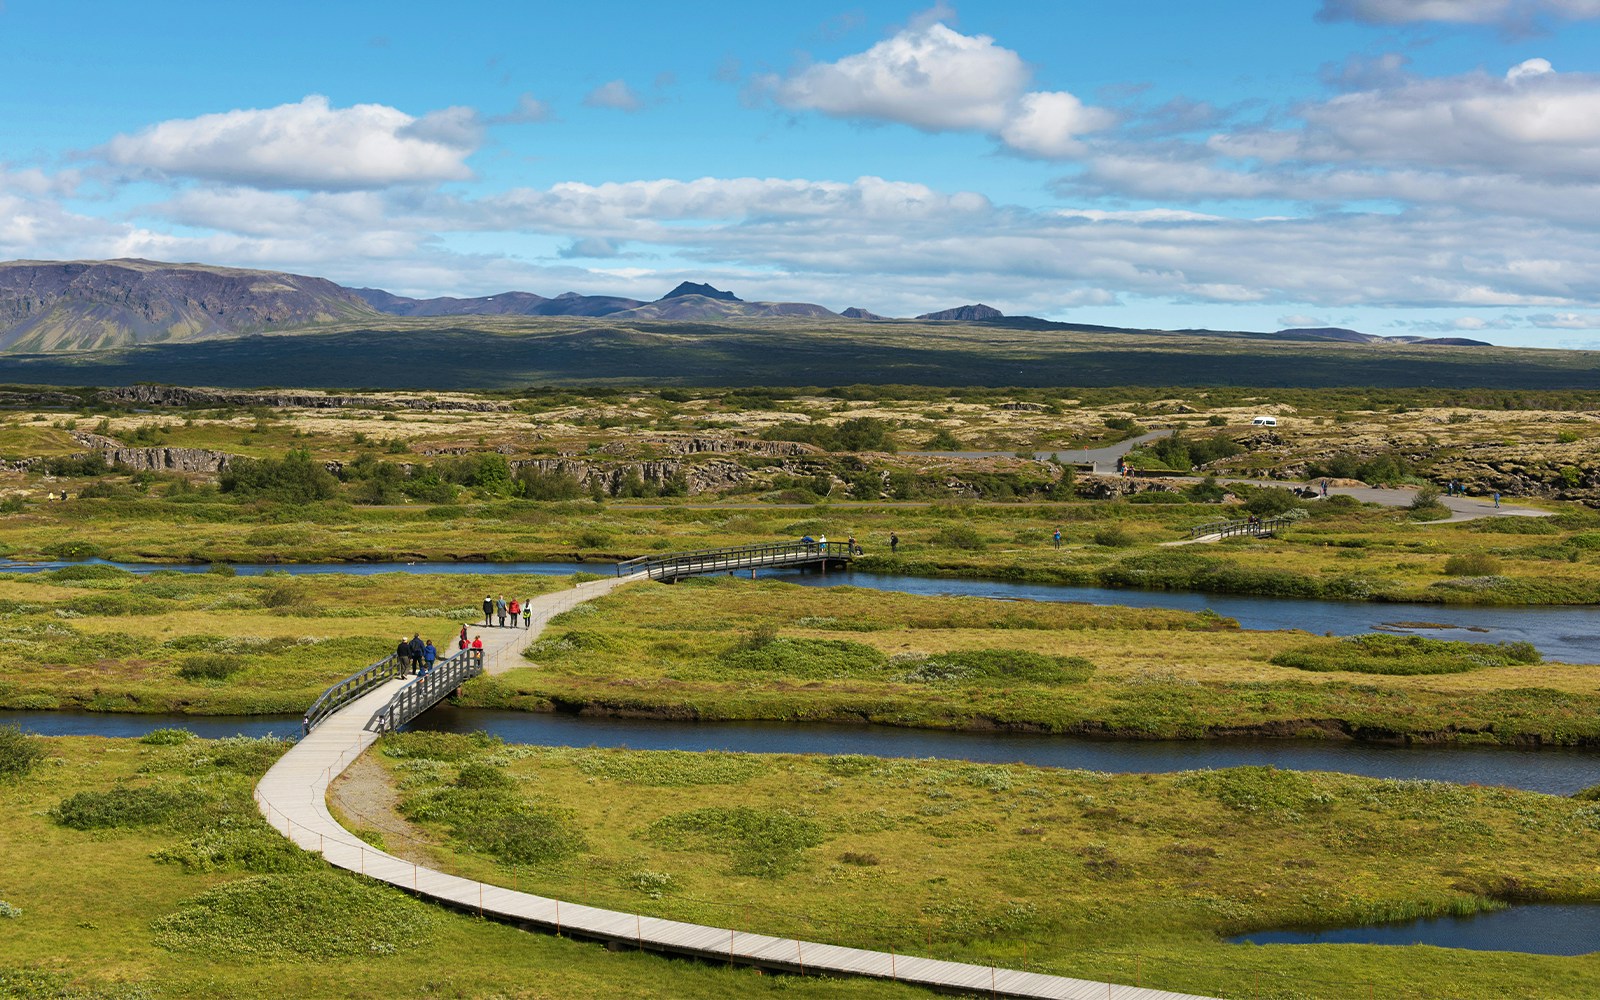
[719,636,887,679]
[0,724,46,780]
[51,784,206,829]
[178,655,240,683]
[152,871,440,959]
[1270,634,1541,676]
[899,649,1094,686]
[646,806,826,877]
[1444,553,1503,576]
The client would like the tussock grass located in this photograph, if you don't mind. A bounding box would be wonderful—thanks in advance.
[1271,634,1542,676]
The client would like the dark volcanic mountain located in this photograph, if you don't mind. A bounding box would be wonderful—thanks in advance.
[917,303,1003,321]
[841,307,887,320]
[661,281,739,302]
[353,287,644,318]
[0,259,375,352]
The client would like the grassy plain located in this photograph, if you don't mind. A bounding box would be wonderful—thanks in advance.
[359,732,1600,1000]
[0,733,909,999]
[4,317,1600,390]
[477,577,1600,744]
[0,567,579,714]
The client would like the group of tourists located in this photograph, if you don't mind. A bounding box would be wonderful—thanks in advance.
[394,633,438,677]
[482,595,533,628]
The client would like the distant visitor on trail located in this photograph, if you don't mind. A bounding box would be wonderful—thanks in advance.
[481,595,493,626]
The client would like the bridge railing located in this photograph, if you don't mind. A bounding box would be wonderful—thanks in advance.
[616,540,854,580]
[303,654,403,735]
[365,647,484,735]
[1188,516,1293,539]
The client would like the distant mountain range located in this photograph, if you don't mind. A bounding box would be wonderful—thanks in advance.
[0,258,1491,353]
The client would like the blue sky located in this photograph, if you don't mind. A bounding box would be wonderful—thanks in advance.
[5,0,1600,347]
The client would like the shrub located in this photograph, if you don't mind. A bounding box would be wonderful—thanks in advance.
[1092,524,1134,547]
[139,728,195,746]
[931,524,985,550]
[647,806,826,877]
[152,872,440,959]
[153,823,320,874]
[1271,634,1540,676]
[1444,553,1502,576]
[51,784,205,829]
[899,649,1094,686]
[178,655,241,683]
[0,724,46,780]
[721,637,887,679]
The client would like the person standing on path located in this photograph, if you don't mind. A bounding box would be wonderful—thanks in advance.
[482,595,493,627]
[421,640,437,677]
[496,595,508,627]
[1053,528,1062,548]
[889,531,898,554]
[509,597,521,624]
[522,600,532,629]
[1494,491,1501,508]
[394,635,411,675]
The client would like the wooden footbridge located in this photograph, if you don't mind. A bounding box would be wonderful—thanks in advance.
[260,567,1217,1000]
[616,539,855,582]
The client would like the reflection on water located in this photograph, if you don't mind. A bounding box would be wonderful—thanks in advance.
[1231,904,1600,956]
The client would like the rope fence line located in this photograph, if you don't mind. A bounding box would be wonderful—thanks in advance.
[315,786,1467,1000]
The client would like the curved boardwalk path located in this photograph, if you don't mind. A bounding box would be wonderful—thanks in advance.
[257,573,1215,1000]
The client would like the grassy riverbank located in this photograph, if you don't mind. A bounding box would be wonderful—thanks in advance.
[0,568,582,715]
[0,733,912,1000]
[476,577,1600,745]
[3,494,1600,605]
[358,733,1600,1000]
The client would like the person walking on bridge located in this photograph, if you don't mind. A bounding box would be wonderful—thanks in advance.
[408,633,424,672]
[421,639,437,677]
[482,595,493,627]
[395,635,412,675]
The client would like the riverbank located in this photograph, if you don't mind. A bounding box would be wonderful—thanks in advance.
[348,732,1600,1000]
[0,733,907,999]
[4,491,1600,605]
[477,577,1600,747]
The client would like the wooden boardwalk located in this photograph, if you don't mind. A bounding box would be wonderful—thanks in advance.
[256,574,1218,1000]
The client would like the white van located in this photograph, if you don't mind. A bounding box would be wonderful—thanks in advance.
[1251,416,1278,426]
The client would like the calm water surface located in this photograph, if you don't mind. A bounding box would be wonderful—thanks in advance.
[1232,904,1600,956]
[5,706,1597,794]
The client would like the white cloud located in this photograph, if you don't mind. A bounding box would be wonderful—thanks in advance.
[1505,57,1554,81]
[767,20,1107,158]
[1529,311,1600,328]
[1317,0,1600,25]
[583,80,644,112]
[102,95,479,191]
[491,93,554,125]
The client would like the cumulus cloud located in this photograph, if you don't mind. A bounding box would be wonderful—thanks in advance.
[102,95,479,191]
[583,80,644,112]
[1317,0,1600,26]
[766,20,1109,157]
[558,237,622,258]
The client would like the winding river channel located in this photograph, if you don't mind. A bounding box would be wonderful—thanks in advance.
[5,556,1598,662]
[8,555,1596,957]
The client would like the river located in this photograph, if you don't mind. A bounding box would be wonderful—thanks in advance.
[3,557,1595,662]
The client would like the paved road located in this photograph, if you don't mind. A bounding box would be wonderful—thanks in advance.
[909,429,1176,474]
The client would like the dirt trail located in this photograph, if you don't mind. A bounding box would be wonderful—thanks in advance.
[327,752,434,864]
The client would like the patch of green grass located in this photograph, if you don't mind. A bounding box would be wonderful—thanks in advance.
[646,806,827,877]
[1271,634,1541,676]
[151,871,441,959]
